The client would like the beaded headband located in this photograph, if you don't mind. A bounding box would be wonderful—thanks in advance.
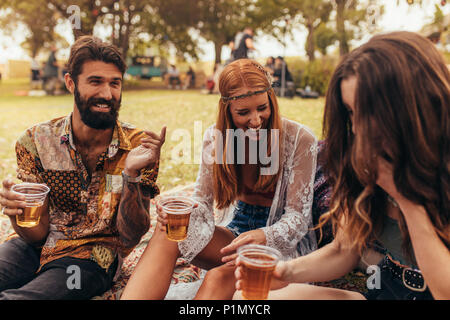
[221,86,272,102]
[221,61,273,102]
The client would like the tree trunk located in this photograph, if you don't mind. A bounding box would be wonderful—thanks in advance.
[120,22,131,58]
[214,41,223,64]
[305,22,316,62]
[335,0,349,56]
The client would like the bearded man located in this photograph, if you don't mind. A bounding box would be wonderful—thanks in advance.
[0,36,166,299]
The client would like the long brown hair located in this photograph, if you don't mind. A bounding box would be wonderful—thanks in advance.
[213,59,283,209]
[320,31,450,257]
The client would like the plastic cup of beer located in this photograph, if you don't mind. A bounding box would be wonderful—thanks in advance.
[157,196,196,242]
[11,182,50,228]
[237,244,281,300]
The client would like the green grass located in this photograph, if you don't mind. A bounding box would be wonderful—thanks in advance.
[0,78,325,193]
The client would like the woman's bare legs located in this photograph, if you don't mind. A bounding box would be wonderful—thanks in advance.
[191,226,235,269]
[192,226,237,300]
[121,225,235,300]
[120,224,180,300]
[233,283,366,300]
[194,263,237,300]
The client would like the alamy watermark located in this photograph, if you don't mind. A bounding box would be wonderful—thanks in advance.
[170,122,280,175]
[66,265,81,290]
[366,265,381,290]
[67,5,81,30]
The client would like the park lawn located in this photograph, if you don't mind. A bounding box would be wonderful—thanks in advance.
[1,80,370,293]
[0,79,325,193]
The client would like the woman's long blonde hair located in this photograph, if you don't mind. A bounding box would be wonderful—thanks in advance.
[213,59,283,209]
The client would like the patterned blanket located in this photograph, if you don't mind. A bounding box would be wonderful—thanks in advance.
[0,183,370,299]
[0,185,204,300]
[94,199,204,300]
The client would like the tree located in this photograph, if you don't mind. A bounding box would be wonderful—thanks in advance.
[192,0,270,64]
[0,0,202,61]
[283,0,333,61]
[48,0,112,39]
[156,0,287,63]
[420,3,449,47]
[333,0,383,56]
[256,0,337,61]
[151,0,205,60]
[194,0,251,63]
[314,22,338,56]
[335,0,350,55]
[0,0,61,58]
[99,1,156,59]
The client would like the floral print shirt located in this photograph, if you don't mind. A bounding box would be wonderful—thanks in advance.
[15,114,159,271]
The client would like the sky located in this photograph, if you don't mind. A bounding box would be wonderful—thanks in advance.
[0,0,449,64]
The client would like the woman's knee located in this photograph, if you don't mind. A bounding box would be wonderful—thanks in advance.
[204,264,235,283]
[195,264,237,299]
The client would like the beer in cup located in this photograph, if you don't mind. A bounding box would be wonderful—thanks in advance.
[11,183,50,228]
[157,195,196,242]
[237,244,281,300]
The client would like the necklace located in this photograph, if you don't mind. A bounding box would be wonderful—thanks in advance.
[387,194,399,208]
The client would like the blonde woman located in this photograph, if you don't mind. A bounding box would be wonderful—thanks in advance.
[121,59,318,299]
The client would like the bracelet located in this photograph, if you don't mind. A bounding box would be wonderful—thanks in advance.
[122,170,142,183]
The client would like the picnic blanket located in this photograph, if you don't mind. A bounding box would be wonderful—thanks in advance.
[0,183,369,299]
[0,185,206,300]
[94,195,206,300]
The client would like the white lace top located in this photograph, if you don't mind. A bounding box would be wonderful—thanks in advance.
[178,118,318,262]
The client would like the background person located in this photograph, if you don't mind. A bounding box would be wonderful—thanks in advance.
[264,56,275,76]
[30,57,42,90]
[42,45,59,95]
[167,64,181,89]
[232,27,256,60]
[183,66,196,90]
[273,57,294,97]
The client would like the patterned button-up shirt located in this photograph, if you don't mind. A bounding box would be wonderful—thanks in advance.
[15,114,159,271]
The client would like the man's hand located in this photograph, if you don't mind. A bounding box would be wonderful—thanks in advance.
[0,179,27,218]
[0,179,49,244]
[124,126,166,177]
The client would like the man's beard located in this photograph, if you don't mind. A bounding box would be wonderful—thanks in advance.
[74,85,121,130]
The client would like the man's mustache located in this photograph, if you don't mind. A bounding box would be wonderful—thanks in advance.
[86,97,119,109]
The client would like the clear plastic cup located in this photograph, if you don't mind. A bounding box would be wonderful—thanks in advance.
[237,244,281,300]
[11,183,50,228]
[157,196,196,242]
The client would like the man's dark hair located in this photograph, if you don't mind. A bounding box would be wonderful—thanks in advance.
[67,35,127,84]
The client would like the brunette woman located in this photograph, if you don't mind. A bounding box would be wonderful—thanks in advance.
[235,31,450,300]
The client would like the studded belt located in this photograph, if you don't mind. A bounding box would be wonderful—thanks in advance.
[382,254,428,292]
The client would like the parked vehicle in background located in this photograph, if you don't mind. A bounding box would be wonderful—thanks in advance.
[126,56,168,79]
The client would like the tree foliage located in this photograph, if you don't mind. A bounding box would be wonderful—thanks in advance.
[154,0,288,63]
[278,0,333,61]
[0,0,62,57]
[0,0,389,62]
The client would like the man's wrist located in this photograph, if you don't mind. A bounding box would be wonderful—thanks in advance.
[123,168,141,178]
[122,169,142,183]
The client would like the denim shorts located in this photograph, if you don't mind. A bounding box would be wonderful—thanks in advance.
[225,200,270,237]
